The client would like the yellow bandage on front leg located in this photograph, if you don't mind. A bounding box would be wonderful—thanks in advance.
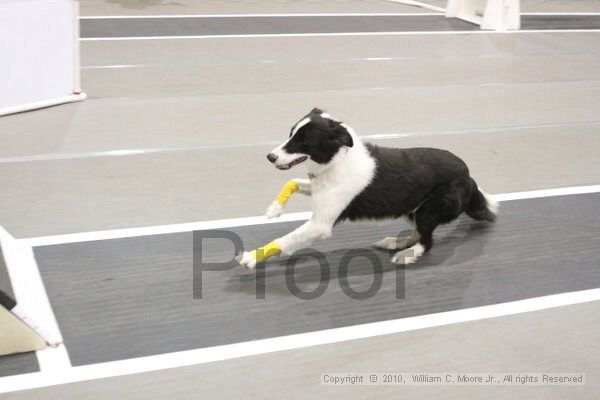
[251,241,282,263]
[275,180,299,206]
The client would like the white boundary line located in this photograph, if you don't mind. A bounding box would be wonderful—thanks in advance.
[5,121,600,164]
[0,227,70,371]
[80,13,442,19]
[21,184,600,246]
[80,29,600,41]
[78,12,600,19]
[22,212,312,247]
[1,288,599,393]
[523,12,600,16]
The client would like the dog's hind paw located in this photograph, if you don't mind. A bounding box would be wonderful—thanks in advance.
[235,251,257,270]
[390,244,425,265]
[373,237,399,250]
[374,233,420,251]
[265,201,284,219]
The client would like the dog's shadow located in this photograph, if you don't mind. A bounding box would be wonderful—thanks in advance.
[419,219,494,266]
[224,218,494,298]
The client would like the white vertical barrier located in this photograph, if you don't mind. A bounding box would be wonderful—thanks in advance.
[446,0,520,31]
[0,0,86,117]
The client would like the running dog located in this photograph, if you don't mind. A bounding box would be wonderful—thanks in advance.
[236,108,497,269]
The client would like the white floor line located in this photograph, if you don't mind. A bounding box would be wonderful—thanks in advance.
[79,51,575,69]
[79,29,600,41]
[522,12,600,16]
[0,227,71,371]
[0,142,280,164]
[78,12,600,19]
[1,288,599,394]
[35,345,71,373]
[492,185,600,202]
[21,212,312,247]
[80,13,442,19]
[20,184,600,247]
[3,120,600,164]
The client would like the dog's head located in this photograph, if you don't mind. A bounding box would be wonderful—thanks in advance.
[267,108,354,170]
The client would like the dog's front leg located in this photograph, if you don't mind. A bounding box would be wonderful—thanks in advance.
[265,178,312,219]
[236,219,331,269]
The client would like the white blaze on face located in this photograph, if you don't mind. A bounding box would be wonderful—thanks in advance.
[291,117,311,137]
[320,113,339,122]
[269,117,311,168]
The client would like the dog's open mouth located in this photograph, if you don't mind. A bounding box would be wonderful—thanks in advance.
[276,156,308,170]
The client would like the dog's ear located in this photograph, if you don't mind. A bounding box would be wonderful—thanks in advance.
[311,107,324,115]
[330,121,353,148]
[339,129,353,148]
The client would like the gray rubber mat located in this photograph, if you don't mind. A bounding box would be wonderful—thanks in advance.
[523,14,600,30]
[33,193,600,366]
[0,353,38,378]
[80,15,478,38]
[80,15,600,39]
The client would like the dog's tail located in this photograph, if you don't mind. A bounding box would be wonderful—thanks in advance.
[466,178,498,222]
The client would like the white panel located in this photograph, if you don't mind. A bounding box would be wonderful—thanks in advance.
[446,0,486,25]
[0,0,83,114]
[447,0,521,30]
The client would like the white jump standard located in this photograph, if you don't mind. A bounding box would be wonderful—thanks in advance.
[236,108,497,269]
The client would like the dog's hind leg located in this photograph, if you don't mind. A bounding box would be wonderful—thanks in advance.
[373,215,420,250]
[390,179,471,265]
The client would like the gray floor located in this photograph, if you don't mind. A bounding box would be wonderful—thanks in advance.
[1,1,600,398]
[32,193,600,366]
[1,31,600,237]
[77,0,600,16]
[79,0,447,16]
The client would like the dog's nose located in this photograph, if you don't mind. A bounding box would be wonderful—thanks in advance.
[267,153,278,163]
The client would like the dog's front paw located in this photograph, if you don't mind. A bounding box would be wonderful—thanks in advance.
[265,201,284,219]
[235,251,257,270]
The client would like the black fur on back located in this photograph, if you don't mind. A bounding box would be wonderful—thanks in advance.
[337,144,477,223]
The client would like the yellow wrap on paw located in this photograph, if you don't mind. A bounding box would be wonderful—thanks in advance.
[275,180,299,206]
[251,241,282,263]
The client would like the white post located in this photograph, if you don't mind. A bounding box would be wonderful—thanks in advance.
[482,0,521,30]
[445,0,460,18]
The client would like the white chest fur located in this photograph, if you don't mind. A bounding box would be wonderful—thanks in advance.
[308,136,376,224]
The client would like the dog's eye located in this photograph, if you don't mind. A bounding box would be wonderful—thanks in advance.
[292,131,307,144]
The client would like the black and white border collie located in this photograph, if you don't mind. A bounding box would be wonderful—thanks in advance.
[237,108,497,269]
